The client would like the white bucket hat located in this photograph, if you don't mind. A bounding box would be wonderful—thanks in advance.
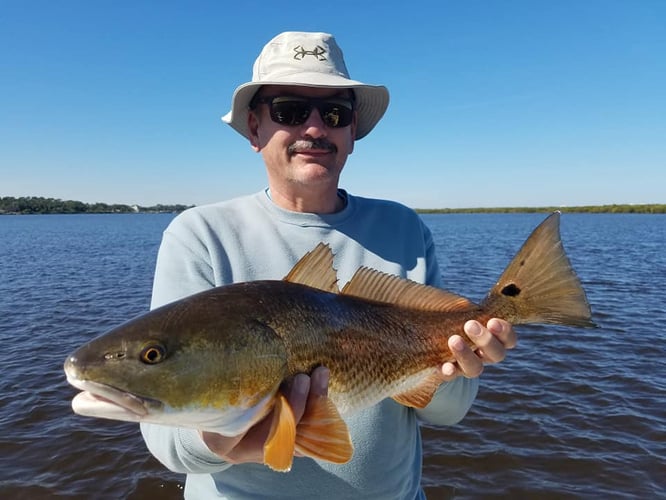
[222,31,389,140]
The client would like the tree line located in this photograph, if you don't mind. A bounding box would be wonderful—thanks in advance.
[0,196,192,215]
[416,204,666,214]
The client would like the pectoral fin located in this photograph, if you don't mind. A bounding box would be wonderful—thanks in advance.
[263,393,297,472]
[294,395,353,464]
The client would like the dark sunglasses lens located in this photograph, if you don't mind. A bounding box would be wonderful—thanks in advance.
[319,103,353,128]
[269,99,353,128]
[270,101,311,126]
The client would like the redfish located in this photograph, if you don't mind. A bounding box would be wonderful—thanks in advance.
[64,212,593,472]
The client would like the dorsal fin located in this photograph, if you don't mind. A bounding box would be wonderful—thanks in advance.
[283,243,340,293]
[341,267,476,312]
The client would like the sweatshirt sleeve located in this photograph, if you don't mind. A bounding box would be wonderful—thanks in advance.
[415,377,479,425]
[140,424,231,474]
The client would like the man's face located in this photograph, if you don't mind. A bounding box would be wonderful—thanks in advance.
[247,85,358,192]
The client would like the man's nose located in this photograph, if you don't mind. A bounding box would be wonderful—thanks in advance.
[301,107,327,138]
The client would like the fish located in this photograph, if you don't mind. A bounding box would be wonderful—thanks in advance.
[64,212,594,472]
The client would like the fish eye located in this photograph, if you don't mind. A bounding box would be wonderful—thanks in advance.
[139,343,167,364]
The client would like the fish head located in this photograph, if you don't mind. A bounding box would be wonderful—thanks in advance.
[64,294,289,434]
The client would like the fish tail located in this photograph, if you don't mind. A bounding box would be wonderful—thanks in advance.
[481,212,595,327]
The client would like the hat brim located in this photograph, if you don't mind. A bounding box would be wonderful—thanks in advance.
[221,74,389,140]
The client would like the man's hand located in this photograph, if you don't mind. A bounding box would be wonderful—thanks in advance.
[441,318,517,381]
[201,367,330,464]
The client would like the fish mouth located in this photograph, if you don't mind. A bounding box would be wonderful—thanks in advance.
[66,373,161,421]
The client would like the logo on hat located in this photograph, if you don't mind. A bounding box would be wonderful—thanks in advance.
[293,45,327,61]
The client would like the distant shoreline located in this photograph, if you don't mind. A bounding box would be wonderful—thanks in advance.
[1,197,664,215]
[415,204,666,214]
[0,196,193,215]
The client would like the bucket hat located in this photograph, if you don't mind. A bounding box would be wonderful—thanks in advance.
[222,31,389,140]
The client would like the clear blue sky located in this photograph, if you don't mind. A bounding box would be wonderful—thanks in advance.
[2,0,664,208]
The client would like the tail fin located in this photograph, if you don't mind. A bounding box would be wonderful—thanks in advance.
[482,212,595,327]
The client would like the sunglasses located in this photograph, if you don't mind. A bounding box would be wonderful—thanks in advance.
[251,95,355,128]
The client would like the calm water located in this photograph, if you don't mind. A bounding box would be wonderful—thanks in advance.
[0,213,664,499]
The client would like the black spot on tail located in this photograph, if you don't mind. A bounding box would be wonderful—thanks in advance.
[501,283,521,297]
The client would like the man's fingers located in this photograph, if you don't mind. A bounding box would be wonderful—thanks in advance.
[448,334,483,378]
[487,318,518,349]
[464,320,506,364]
[283,374,311,423]
[283,367,329,426]
[309,366,330,398]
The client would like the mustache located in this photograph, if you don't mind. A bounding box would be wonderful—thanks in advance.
[287,139,337,155]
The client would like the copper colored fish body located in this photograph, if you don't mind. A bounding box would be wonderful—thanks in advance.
[64,212,594,471]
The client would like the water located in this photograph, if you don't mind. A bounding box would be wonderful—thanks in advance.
[1,213,664,499]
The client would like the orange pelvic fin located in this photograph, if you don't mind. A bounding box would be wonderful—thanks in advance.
[294,395,354,465]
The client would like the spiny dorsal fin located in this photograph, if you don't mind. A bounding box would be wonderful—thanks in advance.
[294,395,353,464]
[263,393,296,472]
[283,243,340,293]
[392,369,446,409]
[341,267,476,312]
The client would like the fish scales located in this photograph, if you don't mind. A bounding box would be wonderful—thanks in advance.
[261,286,456,413]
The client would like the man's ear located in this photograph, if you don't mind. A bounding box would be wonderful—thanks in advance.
[248,111,261,152]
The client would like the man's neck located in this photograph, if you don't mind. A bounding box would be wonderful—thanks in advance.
[268,186,345,214]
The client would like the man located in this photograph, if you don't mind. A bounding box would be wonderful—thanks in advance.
[141,31,516,499]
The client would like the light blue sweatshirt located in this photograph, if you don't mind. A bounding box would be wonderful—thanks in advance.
[141,189,479,499]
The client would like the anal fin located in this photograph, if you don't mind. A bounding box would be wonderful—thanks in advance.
[392,369,445,409]
[294,395,353,465]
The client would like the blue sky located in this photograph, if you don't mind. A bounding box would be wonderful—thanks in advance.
[1,0,664,208]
